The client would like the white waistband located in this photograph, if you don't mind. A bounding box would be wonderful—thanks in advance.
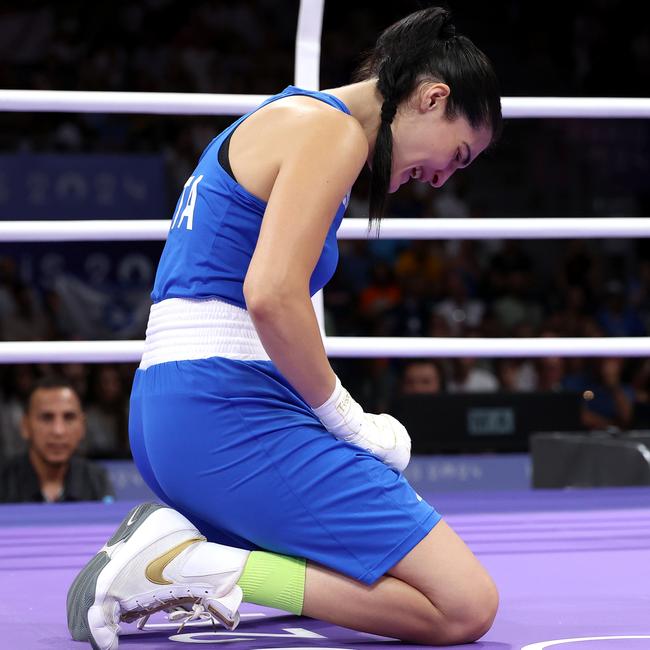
[140,298,270,369]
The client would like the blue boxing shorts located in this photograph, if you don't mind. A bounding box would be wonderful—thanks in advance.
[129,356,441,585]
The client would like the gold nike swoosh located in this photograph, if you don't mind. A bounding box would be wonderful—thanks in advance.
[145,537,205,585]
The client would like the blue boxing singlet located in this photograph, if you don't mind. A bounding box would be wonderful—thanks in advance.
[151,85,352,309]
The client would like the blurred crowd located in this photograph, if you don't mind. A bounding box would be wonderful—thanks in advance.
[327,221,650,430]
[0,1,648,214]
[1,0,650,463]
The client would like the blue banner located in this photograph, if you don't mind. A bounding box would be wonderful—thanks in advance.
[0,153,167,220]
[99,455,533,502]
[0,241,164,339]
[404,453,531,493]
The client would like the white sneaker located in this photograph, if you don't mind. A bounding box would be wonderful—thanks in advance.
[66,503,247,650]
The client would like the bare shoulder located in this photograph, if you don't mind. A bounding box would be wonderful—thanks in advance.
[230,97,368,200]
[279,97,367,150]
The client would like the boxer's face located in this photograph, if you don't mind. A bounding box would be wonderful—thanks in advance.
[388,82,492,193]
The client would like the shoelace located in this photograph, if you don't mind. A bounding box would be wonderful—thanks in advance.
[136,598,220,632]
[168,602,219,632]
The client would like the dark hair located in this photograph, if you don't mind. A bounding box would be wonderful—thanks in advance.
[354,6,502,230]
[25,376,81,412]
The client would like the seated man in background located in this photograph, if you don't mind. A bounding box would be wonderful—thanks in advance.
[401,359,445,395]
[0,376,114,503]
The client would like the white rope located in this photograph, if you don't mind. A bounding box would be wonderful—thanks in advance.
[503,96,650,119]
[0,218,648,242]
[295,0,325,90]
[1,91,650,118]
[327,337,650,358]
[0,341,144,363]
[0,90,268,116]
[1,337,648,363]
[344,218,650,240]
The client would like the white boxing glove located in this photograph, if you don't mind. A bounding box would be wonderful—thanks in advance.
[312,376,411,472]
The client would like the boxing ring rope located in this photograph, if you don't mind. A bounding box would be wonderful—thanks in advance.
[1,0,648,363]
[1,91,650,118]
[1,218,650,242]
[1,337,648,364]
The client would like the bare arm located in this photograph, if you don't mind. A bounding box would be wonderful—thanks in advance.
[243,111,368,408]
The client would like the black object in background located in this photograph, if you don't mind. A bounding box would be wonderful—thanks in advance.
[531,431,650,488]
[389,392,584,454]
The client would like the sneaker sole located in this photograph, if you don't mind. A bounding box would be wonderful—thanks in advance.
[66,503,165,649]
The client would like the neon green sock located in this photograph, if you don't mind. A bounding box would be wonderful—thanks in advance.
[237,551,306,615]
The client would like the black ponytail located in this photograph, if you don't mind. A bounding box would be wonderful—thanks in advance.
[355,7,502,232]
